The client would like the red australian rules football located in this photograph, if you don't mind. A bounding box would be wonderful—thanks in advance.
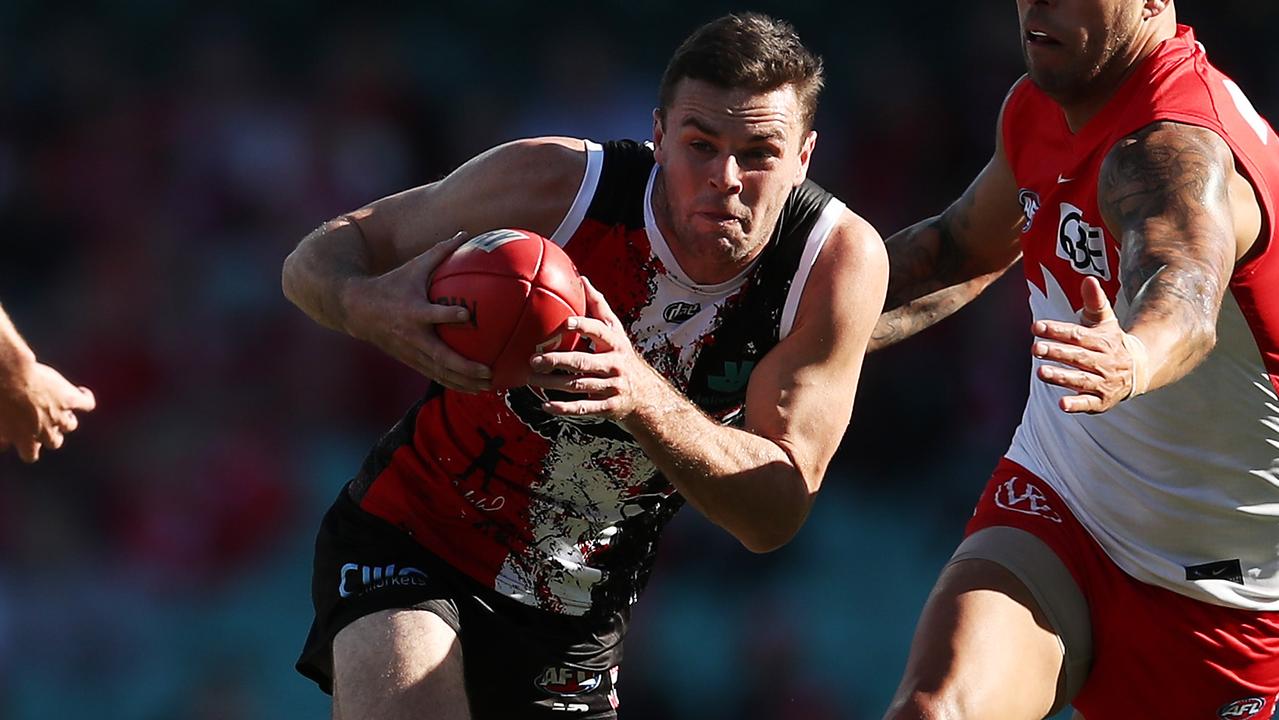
[428,228,586,389]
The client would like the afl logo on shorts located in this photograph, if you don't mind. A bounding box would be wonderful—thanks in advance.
[535,666,603,696]
[994,476,1063,523]
[1218,696,1266,719]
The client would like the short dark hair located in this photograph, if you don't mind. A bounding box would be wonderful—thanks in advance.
[658,13,825,131]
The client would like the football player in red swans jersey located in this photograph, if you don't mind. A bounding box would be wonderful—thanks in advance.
[873,1,1279,719]
[282,13,887,720]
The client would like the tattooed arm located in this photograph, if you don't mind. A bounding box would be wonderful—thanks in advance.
[871,102,1025,351]
[1031,122,1255,412]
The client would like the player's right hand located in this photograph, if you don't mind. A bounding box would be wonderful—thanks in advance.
[0,361,96,463]
[345,231,493,392]
[1031,276,1135,413]
[528,277,667,424]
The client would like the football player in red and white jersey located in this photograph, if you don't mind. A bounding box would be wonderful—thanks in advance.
[874,1,1279,718]
[284,13,887,720]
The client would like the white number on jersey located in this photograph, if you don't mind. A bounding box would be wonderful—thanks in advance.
[1223,78,1270,146]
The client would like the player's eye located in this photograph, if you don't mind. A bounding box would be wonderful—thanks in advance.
[740,148,778,165]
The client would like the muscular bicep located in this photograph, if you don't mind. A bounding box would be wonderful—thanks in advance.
[350,137,588,272]
[744,211,889,490]
[1098,122,1237,334]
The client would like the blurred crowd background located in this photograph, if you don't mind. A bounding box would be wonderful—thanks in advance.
[0,1,1275,718]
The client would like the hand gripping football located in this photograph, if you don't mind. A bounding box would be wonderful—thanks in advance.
[428,228,586,389]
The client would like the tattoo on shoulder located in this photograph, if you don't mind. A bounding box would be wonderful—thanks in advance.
[1100,123,1230,231]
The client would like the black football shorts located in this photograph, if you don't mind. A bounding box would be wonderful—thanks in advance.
[296,486,627,719]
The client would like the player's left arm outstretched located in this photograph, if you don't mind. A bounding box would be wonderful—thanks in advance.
[528,210,887,552]
[1032,121,1258,413]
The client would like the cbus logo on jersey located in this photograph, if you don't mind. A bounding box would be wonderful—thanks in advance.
[994,476,1063,523]
[663,301,701,324]
[337,563,429,598]
[1218,696,1266,719]
[1018,189,1040,232]
[1057,203,1111,281]
[535,666,603,697]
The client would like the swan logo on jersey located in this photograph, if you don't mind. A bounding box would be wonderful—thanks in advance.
[663,301,701,324]
[1057,203,1111,281]
[993,476,1063,523]
[1018,189,1040,232]
[535,666,603,696]
[1218,696,1266,719]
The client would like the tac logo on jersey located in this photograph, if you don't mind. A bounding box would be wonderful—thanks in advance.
[337,563,429,598]
[535,666,603,697]
[467,228,525,253]
[993,476,1063,523]
[1218,696,1266,719]
[663,301,701,324]
[1018,189,1040,232]
[1057,203,1111,280]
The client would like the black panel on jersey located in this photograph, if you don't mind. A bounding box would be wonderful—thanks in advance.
[590,483,685,612]
[347,387,439,502]
[585,140,655,229]
[685,179,835,419]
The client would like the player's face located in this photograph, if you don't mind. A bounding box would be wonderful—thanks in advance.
[1018,0,1145,99]
[653,79,815,277]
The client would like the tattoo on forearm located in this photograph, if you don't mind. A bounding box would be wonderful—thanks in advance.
[1099,122,1237,376]
[871,190,988,350]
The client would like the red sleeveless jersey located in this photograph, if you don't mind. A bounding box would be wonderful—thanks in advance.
[347,140,846,616]
[1003,25,1279,609]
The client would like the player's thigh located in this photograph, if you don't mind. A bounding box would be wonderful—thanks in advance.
[332,608,471,720]
[886,557,1066,720]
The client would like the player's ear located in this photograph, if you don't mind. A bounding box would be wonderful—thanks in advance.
[652,108,666,165]
[1141,0,1169,20]
[793,130,817,186]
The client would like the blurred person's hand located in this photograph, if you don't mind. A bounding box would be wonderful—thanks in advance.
[0,359,95,462]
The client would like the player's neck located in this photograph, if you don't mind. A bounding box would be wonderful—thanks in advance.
[1060,21,1177,133]
[651,172,762,286]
